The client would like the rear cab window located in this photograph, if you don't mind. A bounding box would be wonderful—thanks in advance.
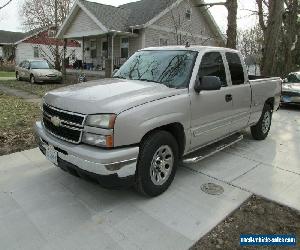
[225,52,245,85]
[198,52,227,87]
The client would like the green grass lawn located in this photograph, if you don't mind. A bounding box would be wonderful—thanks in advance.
[0,80,69,97]
[0,71,15,77]
[0,91,41,155]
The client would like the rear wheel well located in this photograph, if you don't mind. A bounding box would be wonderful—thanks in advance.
[265,97,275,110]
[142,123,186,158]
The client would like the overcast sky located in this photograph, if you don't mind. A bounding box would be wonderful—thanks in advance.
[0,0,258,33]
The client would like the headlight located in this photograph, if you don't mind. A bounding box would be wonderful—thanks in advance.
[85,114,116,129]
[82,133,113,148]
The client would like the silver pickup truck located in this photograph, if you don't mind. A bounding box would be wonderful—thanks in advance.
[35,46,281,197]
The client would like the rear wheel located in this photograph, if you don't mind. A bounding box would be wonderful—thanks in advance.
[16,72,20,81]
[30,75,35,84]
[135,130,179,197]
[251,104,272,140]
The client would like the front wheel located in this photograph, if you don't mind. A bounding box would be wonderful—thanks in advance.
[251,104,272,140]
[16,72,20,81]
[135,130,179,197]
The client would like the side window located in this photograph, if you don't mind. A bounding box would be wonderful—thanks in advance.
[226,52,245,85]
[19,61,24,67]
[33,47,39,58]
[199,52,227,87]
[23,61,29,69]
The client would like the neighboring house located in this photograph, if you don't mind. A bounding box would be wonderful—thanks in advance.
[0,30,24,61]
[57,0,225,76]
[0,28,82,66]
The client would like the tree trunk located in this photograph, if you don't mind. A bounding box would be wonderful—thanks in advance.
[261,0,284,76]
[282,0,299,76]
[225,0,238,49]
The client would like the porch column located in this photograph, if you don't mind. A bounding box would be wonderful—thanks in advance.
[105,33,115,78]
[82,37,85,69]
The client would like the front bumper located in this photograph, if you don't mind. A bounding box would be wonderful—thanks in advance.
[35,76,62,83]
[35,122,139,187]
[281,91,300,104]
[281,95,300,104]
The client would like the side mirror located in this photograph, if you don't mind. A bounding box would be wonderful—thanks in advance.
[194,76,222,93]
[283,78,288,83]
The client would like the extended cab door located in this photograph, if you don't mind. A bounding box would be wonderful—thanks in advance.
[189,51,235,150]
[224,52,252,132]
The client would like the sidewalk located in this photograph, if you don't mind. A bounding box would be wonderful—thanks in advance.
[0,84,41,104]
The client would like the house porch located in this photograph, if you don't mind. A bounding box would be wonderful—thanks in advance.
[67,32,139,77]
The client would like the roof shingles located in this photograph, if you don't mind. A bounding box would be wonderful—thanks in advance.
[0,30,25,44]
[79,0,131,31]
[79,0,177,31]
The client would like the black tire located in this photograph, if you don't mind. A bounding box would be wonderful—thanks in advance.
[30,75,35,84]
[251,104,272,140]
[135,130,179,197]
[16,72,20,81]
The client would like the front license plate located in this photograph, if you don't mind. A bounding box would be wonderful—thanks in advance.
[46,145,58,165]
[282,96,292,103]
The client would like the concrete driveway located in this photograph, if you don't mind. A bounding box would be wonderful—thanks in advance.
[0,107,299,250]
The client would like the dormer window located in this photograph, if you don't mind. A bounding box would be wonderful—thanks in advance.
[185,9,192,21]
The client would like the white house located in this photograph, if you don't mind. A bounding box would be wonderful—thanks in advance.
[0,28,82,66]
[57,0,225,76]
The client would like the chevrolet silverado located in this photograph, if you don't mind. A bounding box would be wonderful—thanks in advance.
[35,46,282,197]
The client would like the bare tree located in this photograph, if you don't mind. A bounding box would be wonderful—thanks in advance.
[256,0,284,76]
[21,0,74,69]
[238,25,264,75]
[280,0,300,75]
[21,0,74,29]
[0,0,13,10]
[196,0,238,49]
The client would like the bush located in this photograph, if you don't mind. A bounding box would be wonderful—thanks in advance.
[0,61,16,72]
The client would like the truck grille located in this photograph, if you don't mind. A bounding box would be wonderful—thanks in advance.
[42,104,86,143]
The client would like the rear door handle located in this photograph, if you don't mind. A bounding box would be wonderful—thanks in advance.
[225,94,232,102]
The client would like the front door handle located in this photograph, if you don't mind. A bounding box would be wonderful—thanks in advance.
[225,94,232,102]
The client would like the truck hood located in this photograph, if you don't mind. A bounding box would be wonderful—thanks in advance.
[43,78,182,114]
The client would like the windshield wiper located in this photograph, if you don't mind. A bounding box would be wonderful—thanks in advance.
[139,78,161,84]
[113,76,126,79]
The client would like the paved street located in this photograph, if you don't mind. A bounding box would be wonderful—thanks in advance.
[0,107,299,250]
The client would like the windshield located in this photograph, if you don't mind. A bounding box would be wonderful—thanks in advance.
[30,61,50,69]
[114,50,198,88]
[287,73,300,83]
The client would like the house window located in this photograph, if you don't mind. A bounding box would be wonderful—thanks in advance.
[90,39,97,59]
[159,38,168,46]
[33,47,39,58]
[185,9,192,21]
[121,37,129,58]
[48,29,56,38]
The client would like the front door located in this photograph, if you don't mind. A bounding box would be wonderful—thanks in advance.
[189,51,234,150]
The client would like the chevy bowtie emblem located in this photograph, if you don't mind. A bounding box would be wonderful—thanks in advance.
[51,116,61,127]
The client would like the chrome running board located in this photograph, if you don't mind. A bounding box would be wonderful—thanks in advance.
[183,133,243,164]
